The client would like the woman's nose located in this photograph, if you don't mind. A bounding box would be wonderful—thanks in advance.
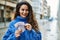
[23,10,26,13]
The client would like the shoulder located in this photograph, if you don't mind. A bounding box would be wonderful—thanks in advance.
[8,20,17,28]
[36,31,41,34]
[9,19,18,25]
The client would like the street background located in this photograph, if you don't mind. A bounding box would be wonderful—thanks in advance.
[0,0,60,40]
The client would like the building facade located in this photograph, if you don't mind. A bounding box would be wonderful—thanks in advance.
[42,0,48,19]
[47,6,50,18]
[57,0,60,40]
[0,0,17,22]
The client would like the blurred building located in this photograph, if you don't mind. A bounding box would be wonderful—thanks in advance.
[41,0,48,19]
[47,6,50,18]
[0,0,17,22]
[40,0,50,19]
[57,0,60,40]
[44,6,50,19]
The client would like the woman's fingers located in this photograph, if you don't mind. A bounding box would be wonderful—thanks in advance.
[25,23,32,30]
[15,29,22,37]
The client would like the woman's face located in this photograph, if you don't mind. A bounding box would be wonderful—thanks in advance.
[19,4,29,18]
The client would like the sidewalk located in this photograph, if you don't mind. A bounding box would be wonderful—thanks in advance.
[0,27,7,40]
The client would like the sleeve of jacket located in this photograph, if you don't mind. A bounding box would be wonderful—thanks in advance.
[37,31,42,40]
[2,22,17,40]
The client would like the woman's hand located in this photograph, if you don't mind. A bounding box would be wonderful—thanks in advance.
[15,29,22,37]
[25,23,32,30]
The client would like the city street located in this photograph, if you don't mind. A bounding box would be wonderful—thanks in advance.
[0,0,59,40]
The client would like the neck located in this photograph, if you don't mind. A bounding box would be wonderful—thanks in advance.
[15,16,28,23]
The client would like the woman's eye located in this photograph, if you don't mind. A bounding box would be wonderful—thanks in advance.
[22,9,24,11]
[26,9,28,11]
[21,9,28,11]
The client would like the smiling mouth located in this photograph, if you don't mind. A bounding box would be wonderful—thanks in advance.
[22,14,27,16]
[22,15,26,16]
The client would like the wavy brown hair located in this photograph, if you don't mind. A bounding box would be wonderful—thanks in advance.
[14,1,39,32]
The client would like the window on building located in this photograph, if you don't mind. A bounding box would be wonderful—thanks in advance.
[5,11,11,22]
[0,10,4,22]
[40,14,43,19]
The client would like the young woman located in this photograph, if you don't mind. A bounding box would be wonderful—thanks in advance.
[3,1,41,40]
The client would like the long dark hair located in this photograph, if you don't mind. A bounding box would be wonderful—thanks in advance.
[14,1,39,32]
